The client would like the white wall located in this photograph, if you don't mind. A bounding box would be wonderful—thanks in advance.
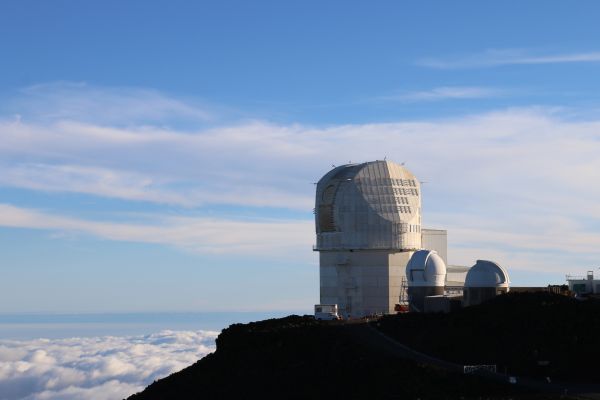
[319,250,413,317]
[422,228,447,264]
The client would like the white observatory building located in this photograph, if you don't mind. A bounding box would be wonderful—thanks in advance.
[314,160,423,317]
[463,260,510,306]
[405,250,447,312]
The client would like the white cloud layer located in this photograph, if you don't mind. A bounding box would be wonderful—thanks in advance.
[0,330,217,400]
[418,49,600,69]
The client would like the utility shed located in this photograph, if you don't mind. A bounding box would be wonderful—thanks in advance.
[566,271,600,295]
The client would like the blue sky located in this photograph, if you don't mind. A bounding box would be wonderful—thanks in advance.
[2,1,600,312]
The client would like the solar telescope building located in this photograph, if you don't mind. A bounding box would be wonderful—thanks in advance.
[313,160,511,317]
[314,160,426,317]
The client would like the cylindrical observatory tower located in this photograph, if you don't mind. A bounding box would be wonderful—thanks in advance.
[314,160,422,317]
[406,250,446,312]
[463,260,510,307]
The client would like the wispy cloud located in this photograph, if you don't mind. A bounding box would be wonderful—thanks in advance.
[378,86,503,102]
[419,49,600,69]
[0,330,217,400]
[0,204,314,257]
[0,164,189,206]
[8,82,216,127]
[0,163,311,209]
[3,83,600,275]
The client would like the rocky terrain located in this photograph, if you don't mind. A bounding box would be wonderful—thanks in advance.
[378,292,600,382]
[128,293,599,399]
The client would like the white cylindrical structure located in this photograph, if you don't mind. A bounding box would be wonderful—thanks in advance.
[406,250,447,312]
[315,160,422,251]
[315,160,422,318]
[463,260,510,306]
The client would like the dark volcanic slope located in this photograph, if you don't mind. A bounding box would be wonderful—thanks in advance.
[128,313,577,400]
[377,292,600,382]
[128,293,599,400]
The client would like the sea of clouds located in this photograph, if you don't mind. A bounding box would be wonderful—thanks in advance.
[0,330,218,400]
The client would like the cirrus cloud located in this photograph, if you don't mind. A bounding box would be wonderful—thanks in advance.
[2,83,600,276]
[418,48,600,69]
[376,86,505,102]
[0,203,313,257]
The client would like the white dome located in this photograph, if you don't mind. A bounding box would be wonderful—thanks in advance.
[314,160,422,251]
[406,250,446,287]
[464,260,510,288]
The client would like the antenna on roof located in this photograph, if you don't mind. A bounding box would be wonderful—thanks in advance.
[331,164,336,168]
[384,156,387,160]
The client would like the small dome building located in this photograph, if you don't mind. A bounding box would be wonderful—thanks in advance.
[406,250,446,312]
[463,260,510,306]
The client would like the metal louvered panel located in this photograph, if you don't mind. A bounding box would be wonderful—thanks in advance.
[315,160,421,251]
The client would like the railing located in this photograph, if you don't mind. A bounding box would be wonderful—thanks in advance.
[312,245,421,251]
[464,365,497,374]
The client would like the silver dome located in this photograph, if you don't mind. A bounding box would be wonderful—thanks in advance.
[406,250,447,287]
[464,260,510,288]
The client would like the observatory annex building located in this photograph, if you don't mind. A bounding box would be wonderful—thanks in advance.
[313,160,510,318]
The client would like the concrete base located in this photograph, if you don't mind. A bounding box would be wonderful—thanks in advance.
[319,250,413,318]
